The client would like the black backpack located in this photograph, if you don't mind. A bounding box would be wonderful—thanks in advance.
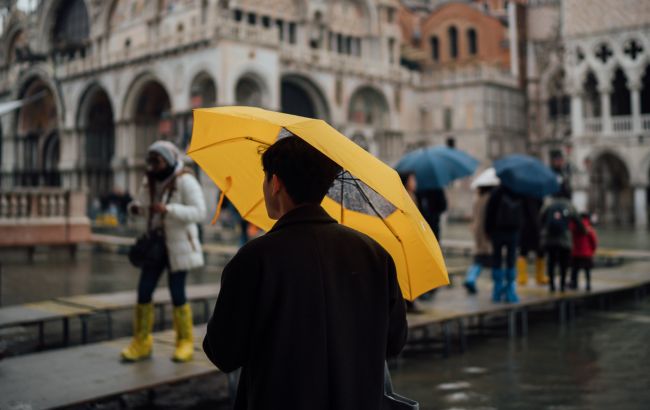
[545,201,570,236]
[495,191,522,231]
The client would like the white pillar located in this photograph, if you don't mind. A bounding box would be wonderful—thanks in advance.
[634,186,648,228]
[631,85,642,134]
[600,87,612,134]
[571,93,584,136]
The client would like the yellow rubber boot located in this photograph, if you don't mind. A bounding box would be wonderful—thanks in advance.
[516,256,528,285]
[172,304,194,362]
[535,257,549,285]
[121,303,154,361]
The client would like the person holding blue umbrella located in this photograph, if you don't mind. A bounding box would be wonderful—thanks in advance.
[395,143,479,240]
[486,154,560,302]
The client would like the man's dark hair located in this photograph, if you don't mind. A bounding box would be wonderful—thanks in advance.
[261,136,342,204]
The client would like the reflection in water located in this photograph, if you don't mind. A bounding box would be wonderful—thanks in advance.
[391,300,650,410]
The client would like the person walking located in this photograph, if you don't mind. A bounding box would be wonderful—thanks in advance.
[569,212,597,291]
[463,184,494,294]
[121,140,206,362]
[203,137,407,409]
[540,190,581,293]
[516,196,549,286]
[485,186,523,303]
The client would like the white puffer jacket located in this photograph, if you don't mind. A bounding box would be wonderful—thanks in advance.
[132,172,206,272]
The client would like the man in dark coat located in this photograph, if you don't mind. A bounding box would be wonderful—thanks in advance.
[203,136,408,410]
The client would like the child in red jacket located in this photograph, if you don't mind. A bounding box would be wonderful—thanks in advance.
[569,212,598,291]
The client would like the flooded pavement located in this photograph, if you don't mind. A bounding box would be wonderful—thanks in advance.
[391,298,650,410]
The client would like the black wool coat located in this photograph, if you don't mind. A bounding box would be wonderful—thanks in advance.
[203,204,408,410]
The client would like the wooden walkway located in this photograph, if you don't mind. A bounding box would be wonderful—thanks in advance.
[1,262,649,409]
[0,283,220,351]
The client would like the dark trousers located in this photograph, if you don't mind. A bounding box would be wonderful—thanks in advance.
[137,263,188,307]
[545,246,570,292]
[491,231,518,270]
[571,257,593,291]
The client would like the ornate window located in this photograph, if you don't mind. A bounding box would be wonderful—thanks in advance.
[467,28,478,55]
[448,26,458,59]
[52,0,90,58]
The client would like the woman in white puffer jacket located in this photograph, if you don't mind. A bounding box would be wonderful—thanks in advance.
[121,140,206,363]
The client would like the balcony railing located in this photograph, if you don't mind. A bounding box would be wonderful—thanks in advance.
[584,117,602,133]
[642,114,650,131]
[0,189,90,247]
[612,116,632,135]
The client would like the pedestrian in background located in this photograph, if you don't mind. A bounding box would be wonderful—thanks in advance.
[517,196,549,286]
[463,168,498,294]
[485,185,522,303]
[121,140,206,363]
[203,137,407,409]
[540,190,582,293]
[570,212,597,291]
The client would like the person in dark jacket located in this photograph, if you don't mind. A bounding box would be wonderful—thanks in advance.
[540,190,582,292]
[416,188,447,240]
[203,137,408,410]
[485,186,522,303]
[516,196,549,286]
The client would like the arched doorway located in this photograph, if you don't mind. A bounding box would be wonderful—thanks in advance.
[133,80,172,157]
[235,76,264,107]
[185,73,217,148]
[79,86,115,203]
[583,71,600,118]
[51,0,90,59]
[590,152,633,225]
[641,65,650,115]
[280,75,330,121]
[348,86,389,128]
[16,78,60,186]
[610,67,631,116]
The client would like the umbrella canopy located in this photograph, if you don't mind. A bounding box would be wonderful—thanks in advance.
[188,106,448,300]
[395,146,479,190]
[494,154,559,198]
[470,167,500,189]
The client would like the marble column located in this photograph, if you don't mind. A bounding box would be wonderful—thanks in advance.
[630,81,642,134]
[599,85,612,134]
[634,185,648,228]
[570,91,584,137]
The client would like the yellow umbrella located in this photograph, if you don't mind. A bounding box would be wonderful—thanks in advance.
[188,106,448,300]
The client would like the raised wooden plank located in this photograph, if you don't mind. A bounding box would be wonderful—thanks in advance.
[57,283,220,311]
[0,301,92,328]
[0,328,217,410]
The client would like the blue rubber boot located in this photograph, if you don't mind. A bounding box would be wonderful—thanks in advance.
[491,268,504,303]
[463,264,482,294]
[504,267,520,303]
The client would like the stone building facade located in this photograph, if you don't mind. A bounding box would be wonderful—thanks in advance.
[526,0,650,227]
[7,0,646,227]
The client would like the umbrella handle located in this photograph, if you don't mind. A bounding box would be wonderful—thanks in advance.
[211,176,232,225]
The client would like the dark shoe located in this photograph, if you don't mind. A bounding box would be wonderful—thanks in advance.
[464,281,477,294]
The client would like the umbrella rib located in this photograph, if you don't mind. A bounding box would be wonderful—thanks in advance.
[187,136,271,154]
[242,197,266,221]
[348,177,414,300]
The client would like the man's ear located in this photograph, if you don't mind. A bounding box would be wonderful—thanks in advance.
[271,174,282,195]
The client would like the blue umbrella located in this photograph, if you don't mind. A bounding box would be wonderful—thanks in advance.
[494,154,559,198]
[395,146,479,190]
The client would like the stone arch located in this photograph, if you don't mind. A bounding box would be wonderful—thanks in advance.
[189,71,217,109]
[234,72,269,107]
[280,74,330,121]
[122,72,173,156]
[14,76,62,186]
[348,85,390,129]
[76,83,115,200]
[589,150,633,225]
[641,64,650,114]
[35,0,91,57]
[582,70,601,118]
[610,66,631,116]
